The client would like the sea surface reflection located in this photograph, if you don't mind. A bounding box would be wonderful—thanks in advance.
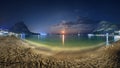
[26,34,113,47]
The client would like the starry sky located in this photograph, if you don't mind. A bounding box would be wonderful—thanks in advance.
[0,0,120,32]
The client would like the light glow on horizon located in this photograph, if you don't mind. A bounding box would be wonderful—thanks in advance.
[61,30,65,35]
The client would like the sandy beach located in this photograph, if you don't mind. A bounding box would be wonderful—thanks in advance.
[0,36,120,68]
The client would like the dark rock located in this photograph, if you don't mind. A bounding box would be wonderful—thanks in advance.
[9,21,39,35]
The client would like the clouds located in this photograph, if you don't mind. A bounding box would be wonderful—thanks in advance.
[0,0,120,33]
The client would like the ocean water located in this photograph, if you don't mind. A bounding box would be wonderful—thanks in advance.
[26,34,113,47]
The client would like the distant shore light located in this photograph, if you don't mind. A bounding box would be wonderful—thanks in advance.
[40,32,47,36]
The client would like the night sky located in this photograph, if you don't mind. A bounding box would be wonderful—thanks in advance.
[0,0,120,32]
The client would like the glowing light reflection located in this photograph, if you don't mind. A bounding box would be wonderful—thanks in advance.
[62,34,65,45]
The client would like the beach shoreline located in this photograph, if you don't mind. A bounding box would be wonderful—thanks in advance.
[0,36,120,68]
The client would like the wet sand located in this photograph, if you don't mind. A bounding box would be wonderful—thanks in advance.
[0,36,120,68]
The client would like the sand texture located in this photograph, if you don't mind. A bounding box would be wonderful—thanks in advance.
[0,36,120,68]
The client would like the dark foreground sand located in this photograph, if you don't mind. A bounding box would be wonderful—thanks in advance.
[0,36,120,68]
